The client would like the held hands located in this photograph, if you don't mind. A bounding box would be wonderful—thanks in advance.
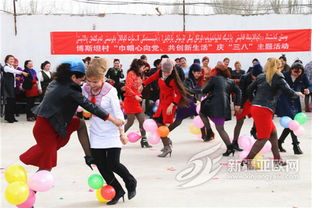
[135,95,143,102]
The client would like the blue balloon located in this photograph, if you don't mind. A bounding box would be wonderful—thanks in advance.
[279,116,292,128]
[152,106,158,113]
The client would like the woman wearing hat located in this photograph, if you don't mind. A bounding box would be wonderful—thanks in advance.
[276,60,312,154]
[200,62,242,156]
[143,58,189,157]
[20,58,124,172]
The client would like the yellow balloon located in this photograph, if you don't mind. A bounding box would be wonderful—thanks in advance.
[5,164,27,184]
[96,188,109,203]
[5,181,29,205]
[251,154,264,170]
[189,125,201,135]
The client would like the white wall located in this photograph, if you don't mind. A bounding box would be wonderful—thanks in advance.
[1,12,311,72]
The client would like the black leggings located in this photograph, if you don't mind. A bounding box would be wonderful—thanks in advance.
[91,148,136,194]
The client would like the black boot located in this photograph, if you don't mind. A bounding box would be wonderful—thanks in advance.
[140,136,152,148]
[223,144,235,156]
[126,178,137,200]
[107,191,125,205]
[293,143,303,155]
[278,140,286,152]
[107,180,125,205]
[232,141,243,151]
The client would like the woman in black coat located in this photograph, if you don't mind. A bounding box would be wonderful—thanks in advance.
[199,63,242,156]
[276,60,312,154]
[245,58,303,168]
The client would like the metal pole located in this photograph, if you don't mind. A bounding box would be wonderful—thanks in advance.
[183,0,185,31]
[13,0,17,35]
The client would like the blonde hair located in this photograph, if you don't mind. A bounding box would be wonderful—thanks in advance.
[86,57,108,79]
[264,58,282,85]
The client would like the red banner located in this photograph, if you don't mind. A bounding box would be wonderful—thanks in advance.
[50,29,311,55]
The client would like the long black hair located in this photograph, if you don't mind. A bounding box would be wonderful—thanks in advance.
[54,63,85,84]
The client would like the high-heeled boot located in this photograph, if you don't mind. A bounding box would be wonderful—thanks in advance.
[278,139,286,152]
[293,143,303,154]
[161,137,172,152]
[158,145,172,157]
[223,144,235,156]
[158,137,172,157]
[140,136,152,148]
[232,140,243,151]
[107,189,125,205]
[126,178,137,200]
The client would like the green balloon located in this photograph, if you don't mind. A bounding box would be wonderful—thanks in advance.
[88,174,104,189]
[294,112,308,125]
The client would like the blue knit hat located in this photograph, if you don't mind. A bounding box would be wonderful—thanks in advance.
[61,57,86,74]
[252,64,263,77]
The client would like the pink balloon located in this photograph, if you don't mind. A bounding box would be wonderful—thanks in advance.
[193,116,204,128]
[155,99,160,106]
[239,151,249,160]
[77,106,83,112]
[259,141,272,154]
[238,135,253,150]
[148,133,160,145]
[17,190,36,208]
[143,119,158,132]
[288,120,300,131]
[127,132,141,143]
[294,126,304,137]
[196,105,200,114]
[28,170,54,192]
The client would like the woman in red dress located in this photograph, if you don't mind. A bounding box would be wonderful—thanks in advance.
[124,59,151,148]
[143,58,189,157]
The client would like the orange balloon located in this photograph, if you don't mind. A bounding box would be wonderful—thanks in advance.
[157,126,170,137]
[83,111,92,118]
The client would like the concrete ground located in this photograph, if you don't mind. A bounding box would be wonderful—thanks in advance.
[1,113,311,208]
